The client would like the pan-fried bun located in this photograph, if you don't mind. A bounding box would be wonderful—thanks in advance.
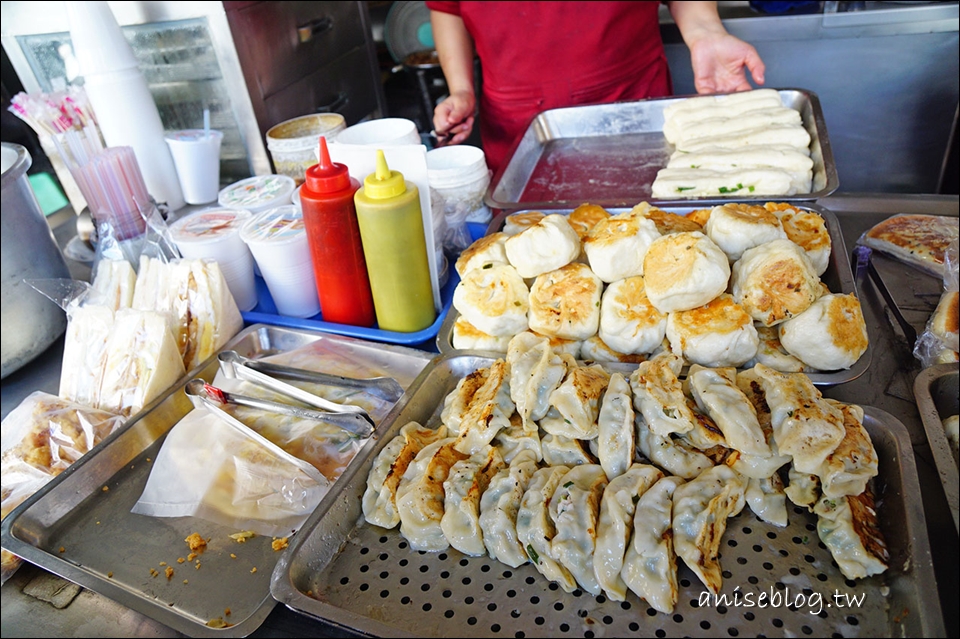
[666,293,759,368]
[502,211,545,236]
[455,232,510,277]
[765,203,832,276]
[567,203,611,242]
[705,203,788,261]
[778,293,868,371]
[453,263,529,337]
[452,316,511,352]
[732,239,822,327]
[505,214,581,278]
[598,276,667,355]
[583,210,661,283]
[528,263,603,340]
[643,231,730,314]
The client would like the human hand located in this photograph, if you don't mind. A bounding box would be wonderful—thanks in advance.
[689,32,765,94]
[433,90,476,146]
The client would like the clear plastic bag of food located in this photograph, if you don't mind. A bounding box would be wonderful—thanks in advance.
[131,404,332,538]
[1,392,125,585]
[914,238,959,367]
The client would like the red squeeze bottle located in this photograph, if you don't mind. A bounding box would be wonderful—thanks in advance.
[299,136,376,326]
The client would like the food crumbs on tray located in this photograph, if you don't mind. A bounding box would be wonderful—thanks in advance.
[147,458,151,463]
[187,553,196,561]
[177,557,185,564]
[195,562,201,570]
[230,553,237,559]
[184,532,207,552]
[150,568,159,578]
[58,546,65,553]
[206,618,232,629]
[165,566,174,580]
[107,572,113,578]
[159,561,167,566]
[183,579,188,584]
[225,608,231,616]
[271,537,289,551]
[229,530,256,543]
[102,486,109,492]
[250,567,257,574]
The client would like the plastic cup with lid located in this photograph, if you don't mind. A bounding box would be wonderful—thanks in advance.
[218,174,296,214]
[165,129,223,205]
[168,208,258,311]
[239,205,320,318]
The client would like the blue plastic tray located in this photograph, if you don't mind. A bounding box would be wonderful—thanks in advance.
[241,268,459,349]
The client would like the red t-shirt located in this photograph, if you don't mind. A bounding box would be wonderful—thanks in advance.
[426,1,672,173]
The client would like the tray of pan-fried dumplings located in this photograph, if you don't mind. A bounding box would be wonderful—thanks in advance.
[270,352,943,638]
[437,201,870,386]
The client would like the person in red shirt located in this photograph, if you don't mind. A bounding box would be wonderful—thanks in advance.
[427,1,766,175]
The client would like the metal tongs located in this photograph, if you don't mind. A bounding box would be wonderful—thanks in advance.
[184,379,374,439]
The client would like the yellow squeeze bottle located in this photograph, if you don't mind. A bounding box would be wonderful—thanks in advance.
[354,150,436,332]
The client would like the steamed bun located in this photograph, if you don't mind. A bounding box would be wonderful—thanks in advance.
[643,231,730,313]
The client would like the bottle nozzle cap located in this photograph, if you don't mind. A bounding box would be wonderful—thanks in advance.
[363,149,407,199]
[305,136,351,193]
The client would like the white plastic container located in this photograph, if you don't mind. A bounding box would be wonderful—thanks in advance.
[333,118,420,147]
[239,205,320,318]
[168,208,257,312]
[165,129,223,205]
[218,175,296,213]
[266,113,346,186]
[426,145,491,251]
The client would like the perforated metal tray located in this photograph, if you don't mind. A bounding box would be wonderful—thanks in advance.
[485,88,838,211]
[437,203,871,386]
[0,325,433,638]
[271,353,942,638]
[913,363,960,533]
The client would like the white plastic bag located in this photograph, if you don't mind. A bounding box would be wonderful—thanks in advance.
[914,238,960,367]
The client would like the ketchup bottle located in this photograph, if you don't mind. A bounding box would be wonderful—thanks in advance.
[299,136,376,326]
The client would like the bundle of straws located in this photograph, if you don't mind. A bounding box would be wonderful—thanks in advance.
[9,88,149,241]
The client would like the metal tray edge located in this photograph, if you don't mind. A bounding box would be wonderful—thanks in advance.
[912,363,960,533]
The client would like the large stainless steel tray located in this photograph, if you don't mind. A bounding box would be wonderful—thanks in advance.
[271,353,942,638]
[438,202,870,386]
[913,363,959,533]
[485,88,838,211]
[0,325,433,637]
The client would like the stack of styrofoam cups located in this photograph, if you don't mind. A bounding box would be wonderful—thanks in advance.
[239,205,320,318]
[168,208,258,312]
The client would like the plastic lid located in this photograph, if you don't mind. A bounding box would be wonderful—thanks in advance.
[363,150,406,199]
[239,205,307,245]
[218,175,295,212]
[169,209,251,243]
[305,136,351,193]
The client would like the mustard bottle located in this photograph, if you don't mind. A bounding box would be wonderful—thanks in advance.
[354,150,436,332]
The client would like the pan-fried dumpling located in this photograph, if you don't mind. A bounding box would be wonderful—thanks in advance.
[454,360,516,455]
[583,210,662,282]
[687,365,768,457]
[751,364,845,474]
[732,368,792,479]
[540,429,598,467]
[744,474,788,527]
[636,414,714,480]
[814,488,889,580]
[594,464,664,601]
[441,446,505,556]
[363,422,448,529]
[680,399,728,452]
[478,449,539,567]
[672,465,747,595]
[507,331,572,430]
[598,276,667,355]
[396,438,468,551]
[453,263,530,337]
[785,466,821,511]
[597,373,635,481]
[629,353,696,437]
[550,464,609,595]
[543,364,610,440]
[493,413,543,464]
[440,367,489,435]
[516,465,578,593]
[818,400,878,499]
[621,475,685,614]
[504,213,581,278]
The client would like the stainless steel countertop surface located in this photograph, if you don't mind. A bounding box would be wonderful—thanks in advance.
[2,193,958,638]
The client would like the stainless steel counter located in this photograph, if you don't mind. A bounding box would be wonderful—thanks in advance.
[2,194,958,638]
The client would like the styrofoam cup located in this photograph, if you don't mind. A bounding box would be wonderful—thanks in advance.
[239,205,320,318]
[165,129,223,205]
[169,208,258,311]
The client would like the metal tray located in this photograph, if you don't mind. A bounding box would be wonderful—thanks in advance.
[0,325,433,638]
[913,363,960,533]
[271,353,942,638]
[438,202,871,386]
[485,88,838,211]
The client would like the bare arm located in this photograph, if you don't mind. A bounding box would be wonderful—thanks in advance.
[430,10,476,144]
[668,1,765,94]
